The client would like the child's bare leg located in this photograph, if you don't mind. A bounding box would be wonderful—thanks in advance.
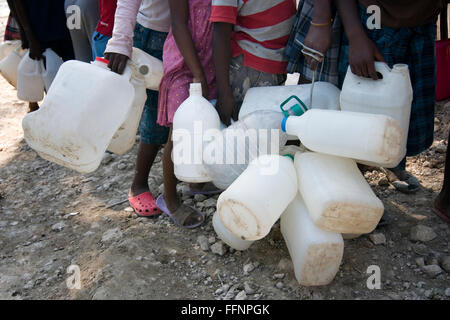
[28,102,39,113]
[129,142,160,197]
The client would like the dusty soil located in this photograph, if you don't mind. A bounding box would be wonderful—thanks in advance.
[0,5,449,300]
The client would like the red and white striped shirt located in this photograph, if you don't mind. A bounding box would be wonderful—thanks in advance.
[210,0,296,74]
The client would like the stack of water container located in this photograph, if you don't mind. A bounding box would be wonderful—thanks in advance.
[208,62,413,286]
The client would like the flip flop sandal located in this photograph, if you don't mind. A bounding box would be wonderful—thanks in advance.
[433,198,450,224]
[156,195,205,229]
[382,168,420,194]
[128,191,161,218]
[182,182,222,196]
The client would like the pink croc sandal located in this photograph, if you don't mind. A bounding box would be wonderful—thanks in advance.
[128,192,161,218]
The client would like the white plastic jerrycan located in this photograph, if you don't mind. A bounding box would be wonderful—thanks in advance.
[41,48,64,92]
[130,47,164,91]
[282,109,403,167]
[281,194,344,286]
[107,47,164,155]
[239,82,341,119]
[203,110,288,190]
[217,154,298,241]
[172,83,221,183]
[0,40,22,60]
[340,62,413,168]
[17,51,45,102]
[0,46,27,88]
[294,152,384,234]
[213,213,254,251]
[22,57,135,173]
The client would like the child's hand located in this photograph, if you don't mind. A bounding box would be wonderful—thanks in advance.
[349,34,385,80]
[104,52,129,74]
[28,39,43,60]
[216,91,237,126]
[303,25,332,70]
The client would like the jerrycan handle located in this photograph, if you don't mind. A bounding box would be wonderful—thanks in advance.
[280,95,308,117]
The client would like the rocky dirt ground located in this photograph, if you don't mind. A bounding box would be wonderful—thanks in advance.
[0,5,449,300]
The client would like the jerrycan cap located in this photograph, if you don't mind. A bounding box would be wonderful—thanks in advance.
[280,95,308,118]
[95,57,109,65]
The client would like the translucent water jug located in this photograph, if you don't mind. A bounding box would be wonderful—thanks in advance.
[212,213,254,251]
[22,57,135,173]
[130,47,164,91]
[281,195,344,286]
[0,40,22,60]
[107,47,163,155]
[294,152,384,234]
[217,154,298,241]
[0,47,27,88]
[282,109,403,167]
[17,51,45,102]
[340,62,413,168]
[239,82,341,119]
[107,71,147,155]
[42,48,64,92]
[203,110,288,190]
[172,83,221,183]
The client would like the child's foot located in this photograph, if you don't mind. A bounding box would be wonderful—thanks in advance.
[383,167,420,194]
[434,192,450,224]
[157,195,204,229]
[128,183,161,217]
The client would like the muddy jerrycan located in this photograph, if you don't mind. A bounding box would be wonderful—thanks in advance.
[0,46,27,88]
[130,47,164,91]
[340,62,413,168]
[294,152,384,234]
[203,110,288,190]
[41,48,64,92]
[281,194,344,286]
[239,82,341,119]
[0,40,22,60]
[22,57,135,173]
[281,108,403,167]
[172,83,221,183]
[217,154,298,241]
[17,51,45,102]
[213,213,254,251]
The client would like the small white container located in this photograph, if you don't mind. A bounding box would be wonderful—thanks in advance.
[341,62,413,168]
[217,154,298,241]
[213,213,254,251]
[172,83,221,183]
[0,40,22,60]
[281,195,344,286]
[22,58,135,173]
[282,109,403,168]
[0,46,27,88]
[17,51,45,102]
[294,152,384,234]
[239,82,341,118]
[41,48,64,91]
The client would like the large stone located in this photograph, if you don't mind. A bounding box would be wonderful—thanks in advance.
[369,233,386,245]
[101,228,123,243]
[409,225,437,242]
[210,241,226,256]
[421,265,443,278]
[197,235,210,251]
[441,256,450,273]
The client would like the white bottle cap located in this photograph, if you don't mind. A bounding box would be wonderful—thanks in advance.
[189,82,202,96]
